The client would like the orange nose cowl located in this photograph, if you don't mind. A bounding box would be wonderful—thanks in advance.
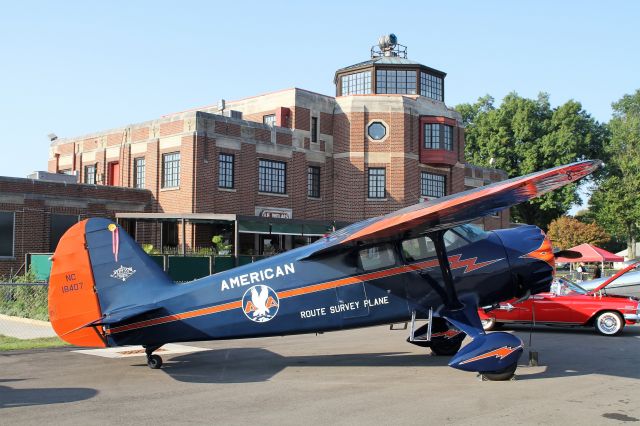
[522,232,555,270]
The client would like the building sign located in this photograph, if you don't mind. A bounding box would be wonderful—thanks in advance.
[255,207,292,219]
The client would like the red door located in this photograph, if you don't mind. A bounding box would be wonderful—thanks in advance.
[108,162,120,186]
[531,293,580,324]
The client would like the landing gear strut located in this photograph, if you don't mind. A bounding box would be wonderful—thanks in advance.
[144,345,163,369]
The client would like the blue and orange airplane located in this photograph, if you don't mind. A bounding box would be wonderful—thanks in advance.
[48,160,599,380]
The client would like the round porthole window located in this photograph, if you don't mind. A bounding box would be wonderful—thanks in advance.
[367,122,387,141]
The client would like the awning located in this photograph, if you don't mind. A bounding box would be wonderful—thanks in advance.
[238,220,270,234]
[271,222,304,235]
[303,223,331,236]
[556,243,624,263]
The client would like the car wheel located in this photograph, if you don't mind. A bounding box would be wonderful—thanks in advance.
[594,311,624,336]
[481,317,496,331]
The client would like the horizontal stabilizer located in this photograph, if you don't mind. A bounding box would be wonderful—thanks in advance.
[99,304,162,325]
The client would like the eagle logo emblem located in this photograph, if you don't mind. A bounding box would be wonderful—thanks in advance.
[242,285,279,323]
[110,265,136,282]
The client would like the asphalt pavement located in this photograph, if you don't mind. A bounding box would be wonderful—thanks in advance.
[1,324,640,425]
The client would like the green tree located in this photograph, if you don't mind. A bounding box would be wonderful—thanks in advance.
[590,90,640,258]
[547,216,609,250]
[456,92,607,229]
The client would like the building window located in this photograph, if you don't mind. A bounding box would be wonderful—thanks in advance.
[376,69,417,95]
[162,152,180,188]
[0,211,14,257]
[50,214,78,252]
[341,71,372,95]
[307,166,320,198]
[263,114,276,126]
[424,124,440,149]
[134,158,145,189]
[84,164,96,184]
[162,221,178,248]
[367,122,387,141]
[311,117,318,142]
[444,125,453,150]
[259,159,286,194]
[368,168,386,199]
[424,123,454,151]
[421,172,446,198]
[420,72,443,101]
[218,153,234,189]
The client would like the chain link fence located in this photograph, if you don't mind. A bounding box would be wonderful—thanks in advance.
[0,283,56,339]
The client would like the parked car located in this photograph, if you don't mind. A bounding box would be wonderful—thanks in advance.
[578,270,640,297]
[479,272,640,336]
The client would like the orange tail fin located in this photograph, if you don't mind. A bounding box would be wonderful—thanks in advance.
[48,220,106,347]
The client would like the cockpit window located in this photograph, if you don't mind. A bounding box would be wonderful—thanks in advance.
[452,224,487,243]
[444,224,488,251]
[402,236,436,262]
[402,224,488,262]
[359,243,396,271]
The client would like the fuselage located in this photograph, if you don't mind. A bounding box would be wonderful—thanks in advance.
[106,224,553,347]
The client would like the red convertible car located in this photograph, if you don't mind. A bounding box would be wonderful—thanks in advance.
[479,267,640,336]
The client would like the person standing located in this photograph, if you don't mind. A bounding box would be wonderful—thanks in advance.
[593,263,602,279]
[576,262,585,281]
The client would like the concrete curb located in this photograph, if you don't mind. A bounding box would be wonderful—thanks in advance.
[0,313,51,327]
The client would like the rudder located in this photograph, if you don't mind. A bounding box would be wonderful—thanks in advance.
[49,218,174,347]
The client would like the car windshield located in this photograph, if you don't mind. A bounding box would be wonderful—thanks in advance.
[553,277,588,295]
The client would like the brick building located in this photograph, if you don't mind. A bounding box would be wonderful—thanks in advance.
[45,35,509,256]
[0,174,152,276]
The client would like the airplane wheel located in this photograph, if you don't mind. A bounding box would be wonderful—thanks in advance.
[147,354,163,369]
[480,362,517,381]
[481,317,496,331]
[594,311,624,336]
[430,338,463,356]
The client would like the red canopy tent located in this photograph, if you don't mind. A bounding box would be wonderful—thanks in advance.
[556,244,624,277]
[556,243,624,263]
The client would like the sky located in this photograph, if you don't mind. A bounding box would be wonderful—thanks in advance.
[0,1,638,181]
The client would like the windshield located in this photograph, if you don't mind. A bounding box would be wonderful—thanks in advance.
[553,277,588,295]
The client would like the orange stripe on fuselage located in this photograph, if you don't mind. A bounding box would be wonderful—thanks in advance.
[107,301,242,334]
[106,255,498,335]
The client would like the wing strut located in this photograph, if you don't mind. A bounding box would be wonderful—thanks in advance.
[432,230,463,310]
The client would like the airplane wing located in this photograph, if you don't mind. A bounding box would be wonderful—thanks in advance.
[302,160,600,258]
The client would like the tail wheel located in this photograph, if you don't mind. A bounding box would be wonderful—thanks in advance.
[594,311,624,336]
[147,354,163,369]
[480,361,517,381]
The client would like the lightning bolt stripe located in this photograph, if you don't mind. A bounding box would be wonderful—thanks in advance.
[459,345,523,365]
[431,330,463,339]
[106,254,503,335]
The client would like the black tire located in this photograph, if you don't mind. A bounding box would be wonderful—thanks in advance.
[430,338,463,356]
[481,362,517,381]
[594,311,624,336]
[147,354,163,369]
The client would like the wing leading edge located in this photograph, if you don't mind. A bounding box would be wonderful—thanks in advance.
[302,160,600,258]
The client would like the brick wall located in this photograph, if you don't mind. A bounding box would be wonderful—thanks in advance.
[45,97,509,258]
[0,177,152,277]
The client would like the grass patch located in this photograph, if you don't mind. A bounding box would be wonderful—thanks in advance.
[0,334,69,351]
